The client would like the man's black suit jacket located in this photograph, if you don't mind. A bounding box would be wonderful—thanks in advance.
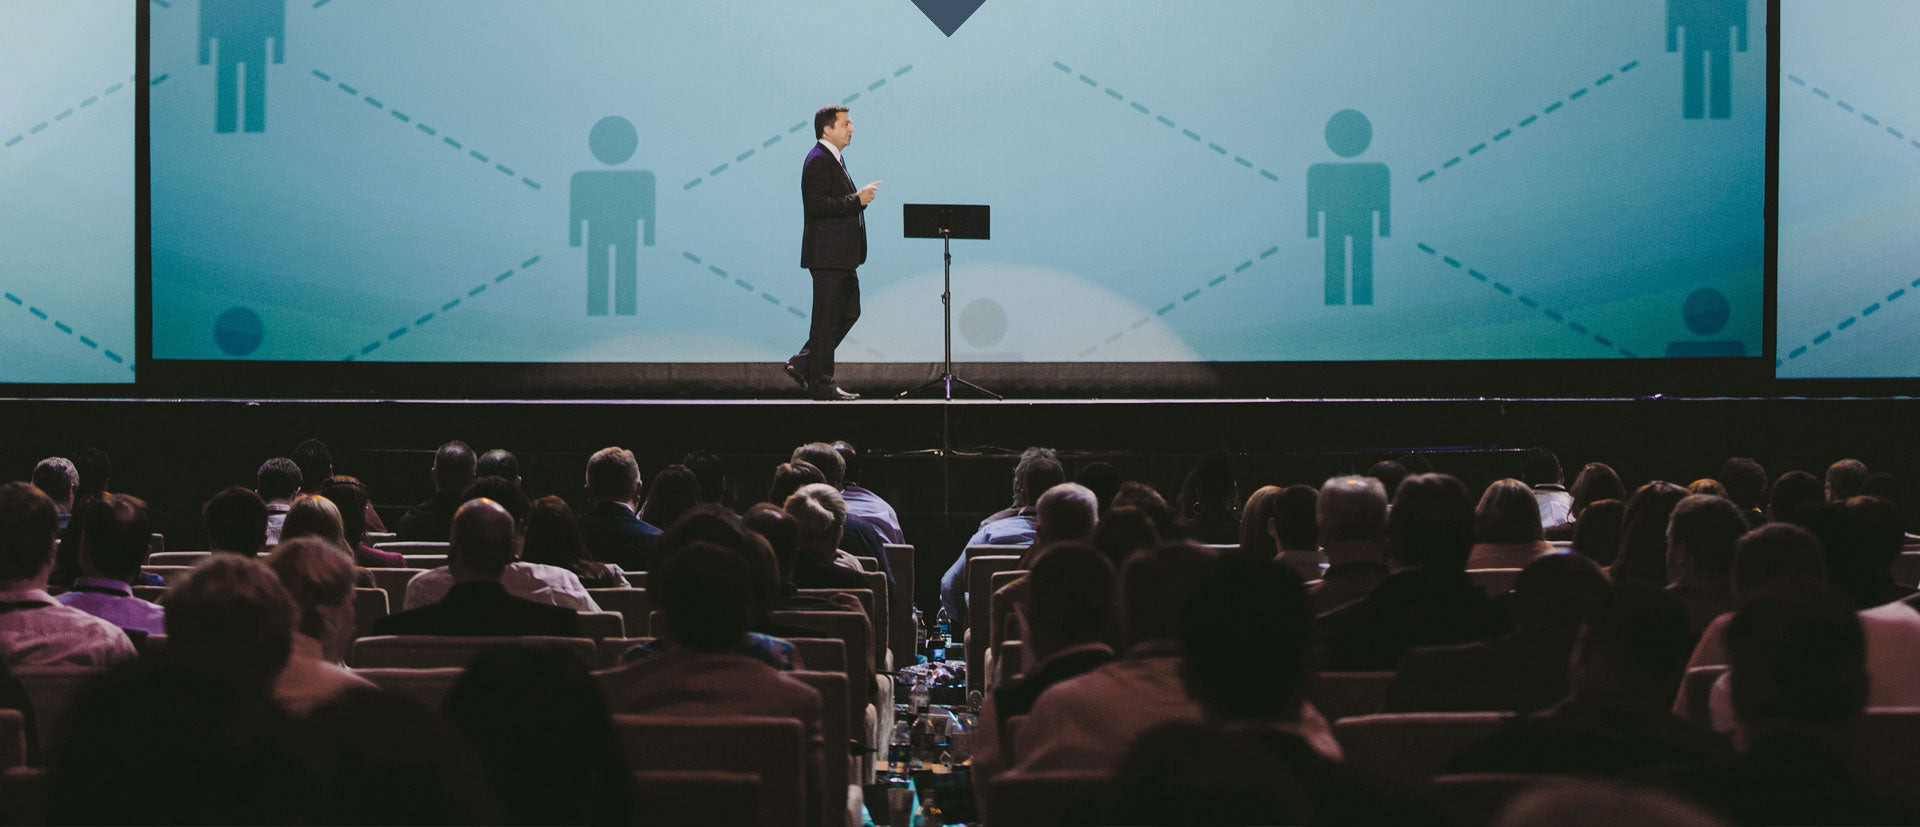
[800,143,866,270]
[371,580,582,637]
[575,499,661,572]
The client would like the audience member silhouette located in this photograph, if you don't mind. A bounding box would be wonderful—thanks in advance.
[1111,480,1183,541]
[1318,473,1508,670]
[397,441,478,542]
[640,463,701,537]
[1469,478,1554,570]
[1718,457,1769,528]
[1073,460,1123,515]
[1767,470,1823,523]
[1090,505,1161,572]
[1520,447,1574,533]
[376,499,582,637]
[943,450,1067,617]
[832,440,907,544]
[1312,475,1391,616]
[320,475,405,567]
[289,438,331,496]
[784,484,869,591]
[0,482,134,666]
[279,493,348,552]
[793,442,893,579]
[258,456,302,545]
[1365,460,1409,504]
[29,457,77,530]
[1554,461,1627,540]
[475,448,521,488]
[1826,458,1869,503]
[768,460,828,511]
[1613,481,1691,586]
[1235,485,1284,565]
[523,494,629,588]
[265,537,374,716]
[306,687,491,825]
[406,481,598,611]
[447,644,631,826]
[575,446,660,571]
[1268,484,1323,578]
[1572,498,1627,566]
[1666,495,1749,639]
[57,493,164,639]
[681,449,731,507]
[204,484,270,556]
[1177,452,1241,545]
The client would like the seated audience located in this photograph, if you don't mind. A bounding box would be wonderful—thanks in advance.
[56,493,165,638]
[1447,583,1731,775]
[1861,470,1902,504]
[294,437,389,533]
[475,448,521,487]
[404,480,599,611]
[397,440,478,541]
[1318,473,1508,670]
[743,503,854,614]
[49,447,112,586]
[447,644,630,826]
[1234,484,1283,565]
[831,440,907,543]
[50,555,305,823]
[640,463,701,535]
[768,460,828,507]
[320,476,406,567]
[204,484,270,557]
[375,499,583,637]
[1612,481,1691,586]
[1386,552,1610,713]
[1665,495,1748,639]
[1826,495,1911,609]
[257,456,302,545]
[794,442,894,577]
[1552,461,1626,541]
[1103,555,1437,825]
[941,449,1066,617]
[1675,523,1829,728]
[1111,480,1183,540]
[1469,478,1555,570]
[1268,484,1323,579]
[30,457,77,529]
[1176,452,1241,545]
[0,482,134,666]
[1639,582,1920,825]
[1009,542,1216,775]
[597,542,826,820]
[306,688,490,824]
[1521,446,1575,535]
[1689,478,1729,498]
[1073,459,1123,515]
[1571,498,1626,566]
[1365,459,1409,504]
[523,494,630,588]
[1825,457,1869,503]
[279,493,351,552]
[783,483,871,591]
[636,505,806,669]
[993,483,1103,653]
[682,448,731,506]
[1767,470,1822,524]
[266,538,375,716]
[1091,505,1161,572]
[1311,475,1391,615]
[1719,457,1769,529]
[575,446,660,571]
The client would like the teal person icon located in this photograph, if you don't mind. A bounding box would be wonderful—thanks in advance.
[198,0,285,134]
[1665,287,1745,356]
[1668,0,1748,120]
[1308,110,1390,306]
[569,117,656,317]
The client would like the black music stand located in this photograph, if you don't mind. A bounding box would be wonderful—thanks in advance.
[897,204,1001,400]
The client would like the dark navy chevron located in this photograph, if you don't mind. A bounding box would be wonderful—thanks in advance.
[909,0,986,36]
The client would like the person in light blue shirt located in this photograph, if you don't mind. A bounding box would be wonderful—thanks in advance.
[940,450,1065,619]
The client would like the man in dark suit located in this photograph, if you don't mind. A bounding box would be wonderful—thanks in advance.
[374,498,581,637]
[785,105,880,401]
[574,446,660,572]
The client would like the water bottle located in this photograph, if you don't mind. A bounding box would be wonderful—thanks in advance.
[933,607,953,662]
[888,720,913,777]
[909,678,931,715]
[913,605,928,663]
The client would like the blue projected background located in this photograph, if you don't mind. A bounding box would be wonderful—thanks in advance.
[1,1,136,383]
[150,0,1766,365]
[1777,1,1920,379]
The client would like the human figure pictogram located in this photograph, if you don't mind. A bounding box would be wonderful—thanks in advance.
[570,117,656,316]
[1668,0,1749,120]
[1308,110,1391,306]
[199,0,286,134]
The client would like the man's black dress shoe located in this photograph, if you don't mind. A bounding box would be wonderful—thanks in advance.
[813,386,859,401]
[783,361,809,392]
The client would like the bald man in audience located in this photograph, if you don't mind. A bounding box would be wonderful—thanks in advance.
[0,482,135,666]
[374,499,581,637]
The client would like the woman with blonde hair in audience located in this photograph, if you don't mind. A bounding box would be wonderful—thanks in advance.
[279,494,350,554]
[783,483,869,590]
[1469,479,1554,570]
[265,538,373,716]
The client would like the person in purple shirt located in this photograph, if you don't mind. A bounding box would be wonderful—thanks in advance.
[57,493,165,637]
[832,440,906,544]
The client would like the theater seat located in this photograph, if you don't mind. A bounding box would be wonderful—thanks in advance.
[987,769,1107,827]
[14,666,104,762]
[1467,568,1524,596]
[348,635,596,670]
[1310,671,1396,721]
[352,667,464,713]
[630,770,760,827]
[1335,712,1512,787]
[147,551,210,567]
[1676,665,1729,727]
[613,714,805,827]
[352,587,389,640]
[0,710,25,769]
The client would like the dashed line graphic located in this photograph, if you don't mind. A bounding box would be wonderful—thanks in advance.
[1786,73,1920,156]
[3,290,134,373]
[1053,60,1282,184]
[342,254,543,360]
[4,76,136,151]
[311,69,544,191]
[684,65,914,192]
[1779,274,1920,366]
[1078,243,1283,359]
[1417,60,1642,184]
[1414,243,1636,358]
[680,252,886,359]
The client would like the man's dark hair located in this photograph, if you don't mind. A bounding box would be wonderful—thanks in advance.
[586,447,641,501]
[203,486,269,555]
[682,450,728,504]
[1179,452,1238,514]
[1731,522,1826,602]
[1119,542,1215,648]
[461,476,531,529]
[1181,556,1312,720]
[1365,461,1408,503]
[476,449,520,483]
[320,477,371,546]
[165,555,298,691]
[1387,473,1475,571]
[1091,506,1161,572]
[1074,462,1123,514]
[1517,447,1564,487]
[1112,481,1182,540]
[1826,459,1869,502]
[432,441,478,493]
[256,457,303,502]
[768,461,827,508]
[0,482,59,581]
[654,542,753,652]
[1667,494,1746,576]
[1718,458,1769,511]
[792,443,846,489]
[641,464,701,530]
[1571,498,1626,565]
[814,105,848,139]
[71,447,111,499]
[1028,542,1114,650]
[1013,453,1067,508]
[1270,485,1318,551]
[1510,552,1610,630]
[30,458,78,505]
[1769,470,1823,522]
[79,494,153,582]
[290,439,333,494]
[444,645,628,825]
[1727,581,1866,727]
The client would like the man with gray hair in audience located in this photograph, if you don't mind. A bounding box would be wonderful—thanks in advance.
[575,446,660,571]
[1311,476,1392,616]
[991,483,1102,672]
[31,458,79,530]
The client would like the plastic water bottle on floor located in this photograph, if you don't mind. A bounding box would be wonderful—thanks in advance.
[933,607,953,662]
